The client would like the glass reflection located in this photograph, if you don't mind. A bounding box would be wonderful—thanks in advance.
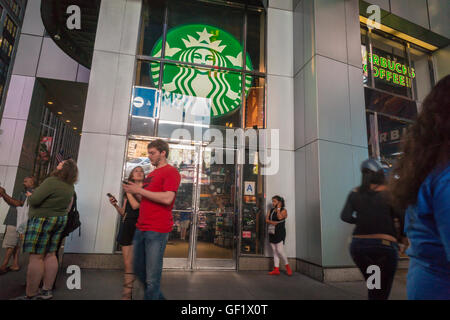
[161,63,246,128]
[196,211,234,259]
[196,147,235,260]
[245,77,265,129]
[409,44,432,102]
[139,0,165,57]
[125,140,154,177]
[160,91,211,125]
[165,144,197,259]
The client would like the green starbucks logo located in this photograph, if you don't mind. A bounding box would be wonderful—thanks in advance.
[151,24,253,118]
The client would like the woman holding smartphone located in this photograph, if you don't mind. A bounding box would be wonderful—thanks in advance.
[109,166,144,300]
[266,195,292,276]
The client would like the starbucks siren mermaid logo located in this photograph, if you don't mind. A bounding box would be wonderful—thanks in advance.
[151,25,253,118]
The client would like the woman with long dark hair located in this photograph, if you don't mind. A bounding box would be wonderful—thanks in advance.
[266,195,292,276]
[341,159,406,300]
[388,75,450,300]
[109,166,144,300]
[14,159,78,300]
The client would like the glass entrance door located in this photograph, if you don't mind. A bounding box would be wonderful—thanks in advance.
[192,147,237,269]
[163,143,197,268]
[164,143,238,270]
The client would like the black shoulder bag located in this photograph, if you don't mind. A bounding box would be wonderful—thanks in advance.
[62,193,81,238]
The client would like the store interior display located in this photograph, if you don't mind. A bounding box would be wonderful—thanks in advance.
[240,150,264,255]
[123,141,265,259]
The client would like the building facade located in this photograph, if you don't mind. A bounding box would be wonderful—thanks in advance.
[0,0,448,281]
[0,0,27,118]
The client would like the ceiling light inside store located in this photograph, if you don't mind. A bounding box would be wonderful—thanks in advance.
[359,16,439,51]
[66,120,71,123]
[73,127,77,130]
[48,101,54,105]
[57,112,62,115]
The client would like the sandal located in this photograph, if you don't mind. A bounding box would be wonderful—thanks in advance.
[122,272,135,300]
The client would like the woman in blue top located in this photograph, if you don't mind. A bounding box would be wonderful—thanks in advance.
[389,75,450,300]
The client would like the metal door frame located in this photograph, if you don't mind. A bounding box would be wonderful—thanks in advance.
[192,145,238,270]
[163,142,200,269]
[164,142,239,270]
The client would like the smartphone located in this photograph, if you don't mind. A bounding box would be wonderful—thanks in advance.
[107,193,117,202]
[122,180,129,185]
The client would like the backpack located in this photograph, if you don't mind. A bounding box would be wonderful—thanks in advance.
[62,192,81,238]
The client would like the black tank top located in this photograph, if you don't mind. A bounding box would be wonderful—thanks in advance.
[124,195,140,220]
[269,208,286,244]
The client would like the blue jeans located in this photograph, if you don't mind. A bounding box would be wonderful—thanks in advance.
[350,238,399,300]
[133,229,169,300]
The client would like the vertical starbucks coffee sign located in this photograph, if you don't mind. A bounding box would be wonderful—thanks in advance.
[152,24,253,118]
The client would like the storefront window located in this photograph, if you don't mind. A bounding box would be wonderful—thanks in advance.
[364,87,417,120]
[160,62,245,128]
[409,44,433,103]
[361,28,369,87]
[137,0,265,132]
[28,80,86,184]
[138,0,165,58]
[361,26,434,169]
[130,61,160,138]
[245,77,265,129]
[366,111,412,167]
[241,148,265,255]
[362,30,412,97]
[125,140,154,178]
[246,8,266,73]
[135,60,160,88]
[129,0,267,262]
[166,1,244,61]
[196,147,237,259]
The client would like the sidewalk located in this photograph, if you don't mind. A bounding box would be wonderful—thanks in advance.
[0,249,407,300]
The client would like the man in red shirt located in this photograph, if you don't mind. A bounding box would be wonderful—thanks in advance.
[123,139,180,300]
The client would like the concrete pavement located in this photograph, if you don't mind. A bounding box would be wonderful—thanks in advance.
[0,249,407,300]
